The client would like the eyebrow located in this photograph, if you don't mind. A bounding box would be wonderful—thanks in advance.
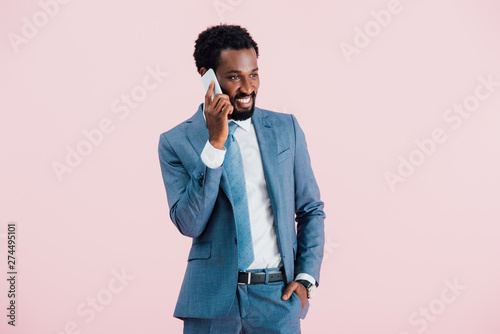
[225,68,259,74]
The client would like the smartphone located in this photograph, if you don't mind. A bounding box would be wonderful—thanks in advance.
[201,68,223,101]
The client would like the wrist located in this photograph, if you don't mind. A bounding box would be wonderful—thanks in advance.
[209,137,226,150]
[295,279,316,299]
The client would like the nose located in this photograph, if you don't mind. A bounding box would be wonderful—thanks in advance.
[239,77,252,95]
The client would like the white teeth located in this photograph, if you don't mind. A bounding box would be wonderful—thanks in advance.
[237,97,251,103]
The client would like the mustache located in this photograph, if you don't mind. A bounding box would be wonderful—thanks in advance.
[234,92,256,100]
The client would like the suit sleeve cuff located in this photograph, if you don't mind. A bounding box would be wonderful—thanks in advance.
[295,273,316,286]
[200,140,226,169]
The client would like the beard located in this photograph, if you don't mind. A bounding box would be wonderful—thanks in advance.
[228,91,256,121]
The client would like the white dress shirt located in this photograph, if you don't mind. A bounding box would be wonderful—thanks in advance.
[201,105,316,287]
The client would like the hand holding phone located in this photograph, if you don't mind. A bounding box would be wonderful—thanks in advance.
[201,69,233,149]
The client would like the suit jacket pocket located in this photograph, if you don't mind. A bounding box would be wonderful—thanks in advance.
[188,243,211,261]
[277,148,291,164]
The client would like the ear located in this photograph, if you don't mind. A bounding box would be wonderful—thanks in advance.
[199,67,207,76]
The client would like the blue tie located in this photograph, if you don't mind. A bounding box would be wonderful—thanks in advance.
[224,122,254,270]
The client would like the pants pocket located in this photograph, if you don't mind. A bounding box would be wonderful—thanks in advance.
[292,291,303,314]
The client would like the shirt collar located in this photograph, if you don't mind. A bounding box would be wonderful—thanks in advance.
[231,118,251,132]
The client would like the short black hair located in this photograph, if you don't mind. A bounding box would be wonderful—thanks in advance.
[193,24,259,73]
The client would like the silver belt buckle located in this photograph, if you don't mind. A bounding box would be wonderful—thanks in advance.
[238,271,252,285]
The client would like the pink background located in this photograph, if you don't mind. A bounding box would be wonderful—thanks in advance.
[1,0,500,333]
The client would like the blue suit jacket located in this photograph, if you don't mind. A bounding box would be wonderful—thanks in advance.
[158,104,325,319]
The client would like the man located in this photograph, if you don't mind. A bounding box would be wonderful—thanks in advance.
[158,24,325,333]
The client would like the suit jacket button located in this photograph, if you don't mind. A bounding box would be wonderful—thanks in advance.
[234,238,237,244]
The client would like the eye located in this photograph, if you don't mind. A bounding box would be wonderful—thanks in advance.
[250,73,258,78]
[230,76,239,80]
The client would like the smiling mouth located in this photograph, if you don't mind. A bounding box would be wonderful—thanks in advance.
[236,97,251,104]
[234,94,254,109]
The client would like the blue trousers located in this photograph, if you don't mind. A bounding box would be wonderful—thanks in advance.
[183,269,306,333]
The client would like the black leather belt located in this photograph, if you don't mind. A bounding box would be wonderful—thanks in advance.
[237,269,284,284]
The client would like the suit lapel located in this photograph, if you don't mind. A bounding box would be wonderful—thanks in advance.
[252,107,280,225]
[187,104,233,202]
[186,104,208,155]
